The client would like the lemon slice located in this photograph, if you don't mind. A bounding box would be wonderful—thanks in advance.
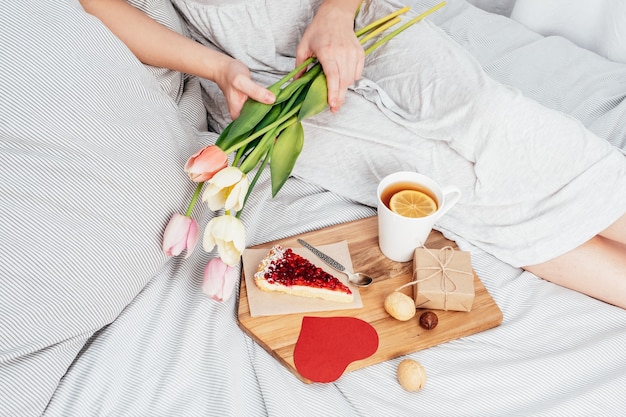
[389,190,437,218]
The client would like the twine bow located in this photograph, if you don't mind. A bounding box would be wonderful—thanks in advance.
[396,246,473,310]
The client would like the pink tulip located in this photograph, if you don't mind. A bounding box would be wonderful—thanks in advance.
[162,213,199,258]
[184,145,228,182]
[202,257,239,302]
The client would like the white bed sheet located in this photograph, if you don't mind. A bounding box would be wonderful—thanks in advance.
[2,1,625,416]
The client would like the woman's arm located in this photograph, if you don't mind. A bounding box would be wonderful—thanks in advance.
[79,0,274,119]
[297,0,364,113]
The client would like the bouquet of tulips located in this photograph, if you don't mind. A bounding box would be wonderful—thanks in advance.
[162,2,446,301]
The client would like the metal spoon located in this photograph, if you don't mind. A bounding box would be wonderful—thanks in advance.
[297,239,374,287]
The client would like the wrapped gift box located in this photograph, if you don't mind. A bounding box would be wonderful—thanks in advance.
[412,247,475,312]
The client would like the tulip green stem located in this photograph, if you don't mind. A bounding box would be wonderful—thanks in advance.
[236,154,270,219]
[270,57,316,90]
[185,182,204,217]
[355,6,409,38]
[364,2,446,56]
[358,16,401,45]
[235,113,298,219]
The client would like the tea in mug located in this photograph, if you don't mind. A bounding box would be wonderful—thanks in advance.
[380,181,438,218]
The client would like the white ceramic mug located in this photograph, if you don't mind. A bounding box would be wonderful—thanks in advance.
[377,172,461,262]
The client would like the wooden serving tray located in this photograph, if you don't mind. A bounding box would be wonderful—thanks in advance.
[237,216,503,383]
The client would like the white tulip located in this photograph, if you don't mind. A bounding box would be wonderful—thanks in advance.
[203,215,246,266]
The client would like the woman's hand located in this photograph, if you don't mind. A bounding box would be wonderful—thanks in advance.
[296,0,364,113]
[212,57,276,120]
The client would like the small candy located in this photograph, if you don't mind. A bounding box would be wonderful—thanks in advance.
[419,311,439,330]
[397,359,427,392]
[384,292,416,321]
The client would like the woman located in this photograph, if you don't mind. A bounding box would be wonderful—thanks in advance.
[80,0,626,308]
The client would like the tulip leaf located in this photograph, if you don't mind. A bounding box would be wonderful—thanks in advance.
[226,101,271,140]
[297,72,328,121]
[274,64,322,105]
[281,75,313,114]
[251,102,284,137]
[232,106,281,163]
[226,83,282,141]
[238,127,275,174]
[217,129,248,155]
[270,120,304,197]
[215,122,232,148]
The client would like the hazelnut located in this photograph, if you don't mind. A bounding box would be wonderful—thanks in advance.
[397,359,427,391]
[419,311,438,330]
[384,292,416,321]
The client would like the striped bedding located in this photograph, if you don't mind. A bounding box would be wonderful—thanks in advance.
[1,1,625,416]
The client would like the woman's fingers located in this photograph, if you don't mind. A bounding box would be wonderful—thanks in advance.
[323,46,364,112]
[222,62,276,120]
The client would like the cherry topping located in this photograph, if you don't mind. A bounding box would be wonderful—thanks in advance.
[264,249,351,294]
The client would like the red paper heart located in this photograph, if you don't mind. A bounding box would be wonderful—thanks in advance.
[294,316,379,383]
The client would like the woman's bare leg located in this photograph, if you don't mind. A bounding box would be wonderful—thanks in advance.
[524,235,626,309]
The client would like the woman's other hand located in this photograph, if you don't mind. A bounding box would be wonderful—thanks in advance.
[297,0,364,113]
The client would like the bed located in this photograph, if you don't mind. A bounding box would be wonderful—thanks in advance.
[2,0,625,416]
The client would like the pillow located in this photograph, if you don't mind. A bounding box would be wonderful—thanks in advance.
[511,0,626,63]
[466,0,516,16]
[0,1,207,416]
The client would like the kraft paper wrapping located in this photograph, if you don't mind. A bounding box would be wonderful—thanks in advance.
[412,247,475,312]
[242,241,363,317]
